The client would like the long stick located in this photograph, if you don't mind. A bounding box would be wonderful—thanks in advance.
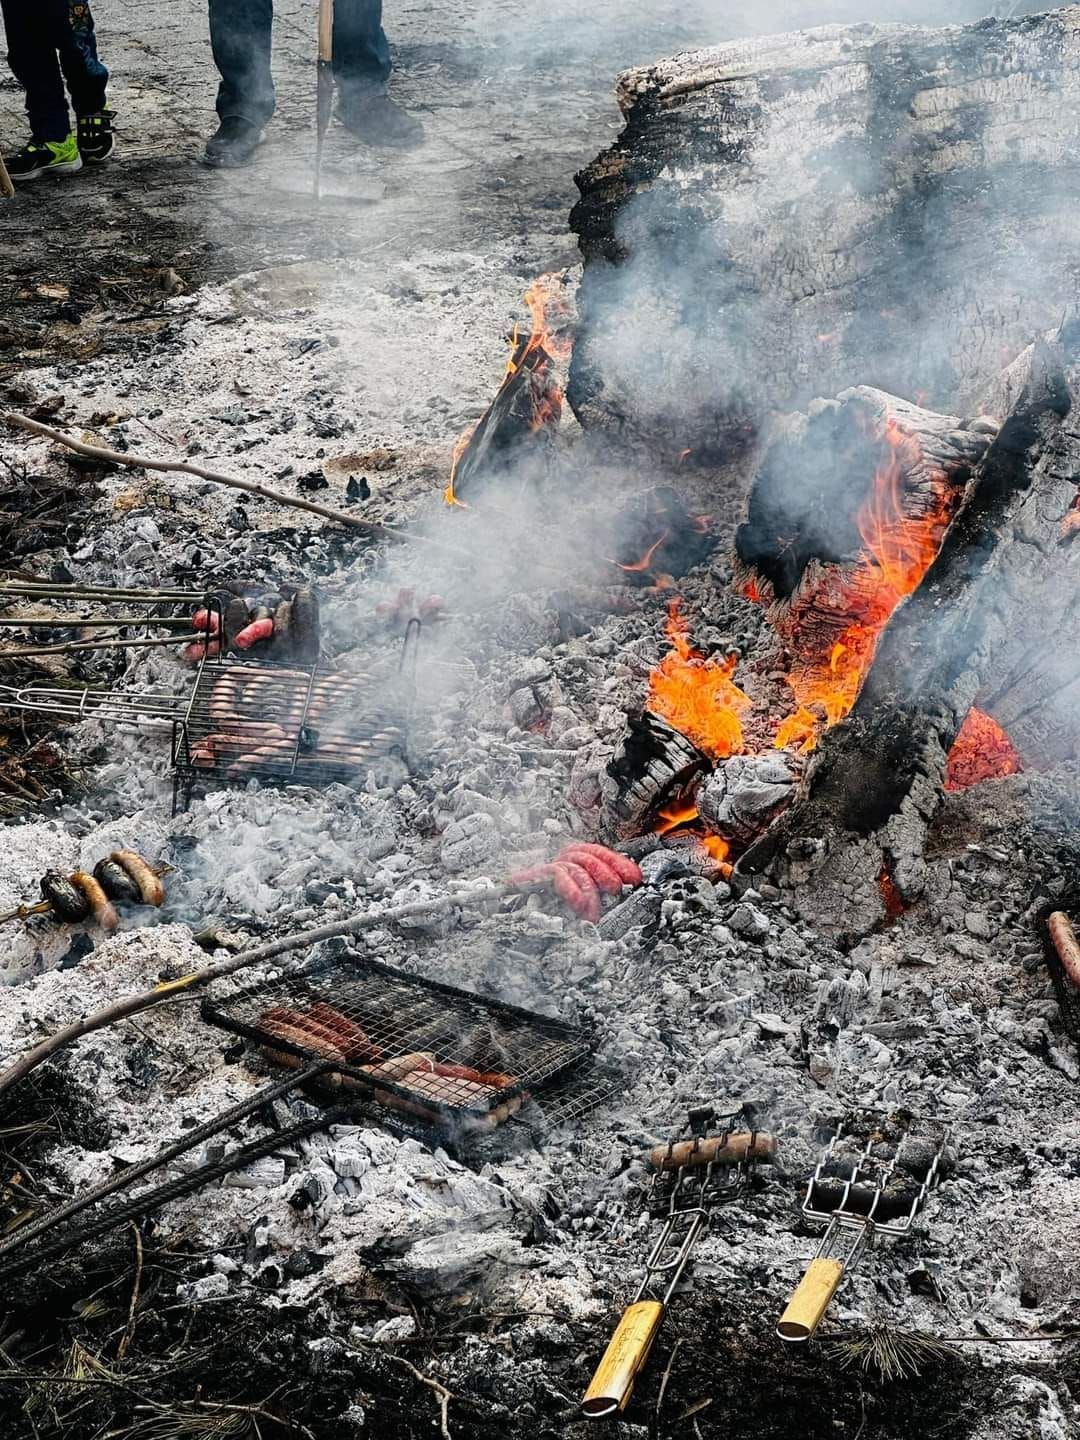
[315,0,335,201]
[0,888,506,1099]
[0,631,206,660]
[1,413,473,561]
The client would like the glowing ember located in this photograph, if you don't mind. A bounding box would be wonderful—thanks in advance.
[444,430,472,507]
[945,707,1022,790]
[775,417,955,752]
[701,834,731,864]
[878,866,907,920]
[647,600,749,761]
[656,801,700,834]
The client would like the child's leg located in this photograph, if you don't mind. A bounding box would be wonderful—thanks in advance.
[57,1,109,117]
[0,0,72,141]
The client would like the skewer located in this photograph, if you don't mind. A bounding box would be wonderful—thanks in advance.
[0,631,209,659]
[0,616,202,628]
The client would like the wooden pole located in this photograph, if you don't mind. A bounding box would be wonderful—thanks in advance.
[0,153,14,200]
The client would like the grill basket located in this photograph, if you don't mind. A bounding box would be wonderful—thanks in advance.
[203,954,595,1133]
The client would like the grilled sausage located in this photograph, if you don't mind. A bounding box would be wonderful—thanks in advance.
[111,850,165,907]
[305,1002,382,1061]
[1048,911,1080,988]
[262,1006,352,1054]
[260,1018,346,1083]
[361,1051,435,1081]
[70,872,119,931]
[93,858,143,905]
[40,870,91,922]
[559,846,625,894]
[561,843,643,887]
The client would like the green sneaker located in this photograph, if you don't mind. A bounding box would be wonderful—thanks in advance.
[6,135,83,181]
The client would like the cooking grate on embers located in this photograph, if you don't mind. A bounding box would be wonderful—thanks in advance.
[202,955,595,1132]
[172,654,409,810]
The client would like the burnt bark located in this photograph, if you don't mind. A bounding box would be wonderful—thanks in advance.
[569,9,1080,457]
[737,333,1078,941]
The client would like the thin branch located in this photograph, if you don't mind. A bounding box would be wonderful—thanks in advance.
[2,412,473,562]
[0,886,506,1099]
[383,1353,453,1440]
[117,1225,145,1361]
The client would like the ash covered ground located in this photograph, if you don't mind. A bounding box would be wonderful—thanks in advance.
[1,3,1079,1439]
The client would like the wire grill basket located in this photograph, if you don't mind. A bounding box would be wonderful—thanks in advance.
[171,656,408,810]
[202,954,595,1132]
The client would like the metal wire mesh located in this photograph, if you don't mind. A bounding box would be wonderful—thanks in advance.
[203,955,594,1130]
[172,657,408,802]
[804,1111,949,1234]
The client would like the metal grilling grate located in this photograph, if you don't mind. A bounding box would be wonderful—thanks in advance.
[203,955,594,1131]
[172,657,408,810]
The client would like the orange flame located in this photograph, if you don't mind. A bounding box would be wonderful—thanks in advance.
[444,272,572,504]
[775,417,954,751]
[647,600,749,760]
[611,531,669,574]
[656,801,699,834]
[944,707,1021,791]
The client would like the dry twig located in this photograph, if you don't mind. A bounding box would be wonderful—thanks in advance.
[2,412,473,562]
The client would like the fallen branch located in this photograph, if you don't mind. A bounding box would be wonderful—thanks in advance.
[1,412,473,562]
[0,887,506,1099]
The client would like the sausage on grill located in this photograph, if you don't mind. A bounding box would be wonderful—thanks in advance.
[70,872,119,932]
[111,850,165,907]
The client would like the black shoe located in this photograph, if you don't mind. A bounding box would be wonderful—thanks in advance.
[202,118,262,169]
[338,92,423,149]
[77,109,115,163]
[5,136,82,180]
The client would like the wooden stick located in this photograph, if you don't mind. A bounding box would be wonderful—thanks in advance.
[0,153,14,201]
[1,413,474,561]
[0,887,506,1099]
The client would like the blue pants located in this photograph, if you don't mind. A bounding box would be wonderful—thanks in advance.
[209,0,392,129]
[0,0,108,142]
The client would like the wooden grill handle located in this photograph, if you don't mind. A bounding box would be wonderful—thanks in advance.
[318,0,334,62]
[776,1257,845,1342]
[581,1300,665,1418]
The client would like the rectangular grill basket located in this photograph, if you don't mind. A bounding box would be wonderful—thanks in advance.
[202,955,595,1130]
[172,656,409,811]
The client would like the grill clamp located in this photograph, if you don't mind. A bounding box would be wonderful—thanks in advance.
[777,1109,950,1343]
[581,1105,776,1418]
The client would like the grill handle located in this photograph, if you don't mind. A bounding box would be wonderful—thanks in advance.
[777,1257,846,1342]
[580,1300,665,1417]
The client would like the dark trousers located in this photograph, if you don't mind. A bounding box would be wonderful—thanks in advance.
[0,0,108,142]
[208,0,392,129]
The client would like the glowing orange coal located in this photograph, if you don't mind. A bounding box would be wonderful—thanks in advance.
[647,599,749,760]
[612,531,670,575]
[775,417,954,752]
[656,800,700,834]
[944,707,1022,791]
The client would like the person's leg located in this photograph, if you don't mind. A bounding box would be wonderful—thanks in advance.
[332,0,391,97]
[334,0,421,148]
[0,0,72,142]
[208,0,275,129]
[57,1,109,117]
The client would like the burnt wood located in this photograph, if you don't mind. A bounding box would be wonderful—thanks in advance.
[737,332,1078,941]
[569,9,1080,456]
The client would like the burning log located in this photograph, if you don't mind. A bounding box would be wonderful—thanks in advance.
[569,10,1080,455]
[598,710,710,839]
[445,272,574,506]
[738,330,1078,940]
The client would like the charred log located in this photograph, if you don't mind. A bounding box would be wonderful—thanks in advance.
[738,333,1077,942]
[569,9,1080,456]
[599,710,709,839]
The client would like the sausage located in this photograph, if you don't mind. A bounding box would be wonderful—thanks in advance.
[191,608,221,635]
[259,1018,346,1082]
[551,860,601,923]
[559,846,625,895]
[261,1007,353,1055]
[361,1051,435,1081]
[93,858,143,905]
[305,1002,382,1061]
[111,850,165,907]
[560,843,643,887]
[70,872,119,931]
[235,618,274,650]
[40,870,91,922]
[431,1061,516,1089]
[1048,911,1080,988]
[648,1132,777,1172]
[183,639,221,664]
